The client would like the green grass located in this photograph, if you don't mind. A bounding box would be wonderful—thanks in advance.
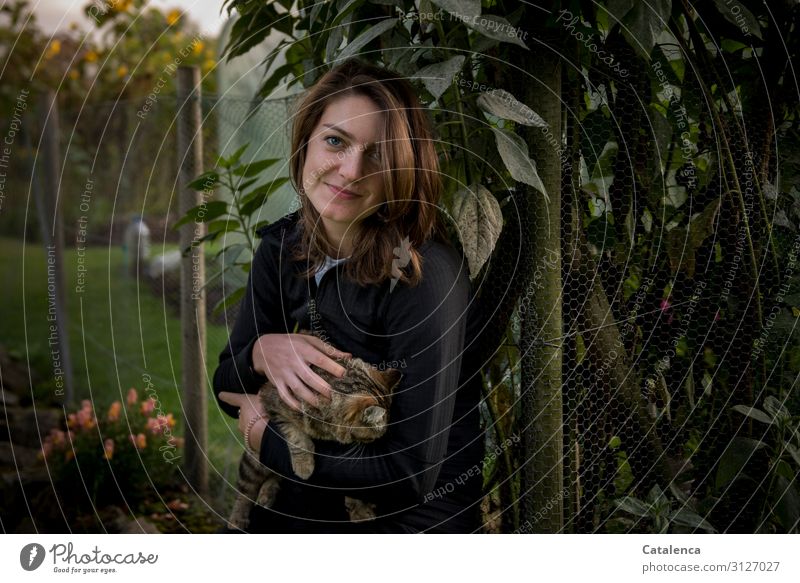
[0,237,242,510]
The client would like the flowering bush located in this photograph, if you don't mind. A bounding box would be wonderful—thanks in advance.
[40,388,183,506]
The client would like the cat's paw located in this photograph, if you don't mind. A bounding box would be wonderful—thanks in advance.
[345,497,377,522]
[256,479,281,508]
[291,454,314,480]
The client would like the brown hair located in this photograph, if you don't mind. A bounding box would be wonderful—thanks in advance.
[288,59,446,287]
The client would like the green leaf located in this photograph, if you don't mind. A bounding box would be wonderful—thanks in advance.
[338,18,397,60]
[613,0,672,61]
[239,177,290,216]
[465,15,527,49]
[763,396,791,424]
[491,127,548,201]
[731,405,774,425]
[772,475,800,532]
[715,436,766,489]
[614,496,651,517]
[233,177,258,193]
[429,0,480,19]
[787,443,800,468]
[173,201,229,229]
[604,0,636,25]
[711,0,763,40]
[207,218,242,236]
[219,243,248,268]
[669,508,717,532]
[232,158,280,178]
[187,171,220,191]
[220,144,249,168]
[665,198,721,277]
[212,285,247,317]
[412,56,465,101]
[477,89,547,127]
[450,184,504,279]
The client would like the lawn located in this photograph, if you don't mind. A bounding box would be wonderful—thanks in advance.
[0,236,242,514]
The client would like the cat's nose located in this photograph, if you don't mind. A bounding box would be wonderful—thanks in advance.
[362,406,387,427]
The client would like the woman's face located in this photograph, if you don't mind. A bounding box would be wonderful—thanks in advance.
[300,94,386,240]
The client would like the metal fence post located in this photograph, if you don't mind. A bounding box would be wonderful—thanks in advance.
[176,66,208,495]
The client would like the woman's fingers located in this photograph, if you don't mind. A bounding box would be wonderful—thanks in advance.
[286,374,325,408]
[276,383,302,412]
[307,335,352,362]
[297,367,333,400]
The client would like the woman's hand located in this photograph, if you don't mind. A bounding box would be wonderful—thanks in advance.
[251,333,351,411]
[218,392,268,454]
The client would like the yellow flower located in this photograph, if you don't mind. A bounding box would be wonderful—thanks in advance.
[202,59,215,73]
[85,50,98,63]
[166,9,181,26]
[136,433,147,449]
[117,65,128,78]
[192,40,204,55]
[45,40,61,59]
[69,69,80,80]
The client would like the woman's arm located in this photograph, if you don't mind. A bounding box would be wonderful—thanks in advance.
[259,242,471,506]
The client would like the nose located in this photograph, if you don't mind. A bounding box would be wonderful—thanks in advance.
[362,406,387,427]
[337,146,365,183]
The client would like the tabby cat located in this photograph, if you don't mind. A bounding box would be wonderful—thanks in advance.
[227,350,401,531]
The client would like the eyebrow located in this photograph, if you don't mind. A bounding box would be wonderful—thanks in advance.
[321,123,377,148]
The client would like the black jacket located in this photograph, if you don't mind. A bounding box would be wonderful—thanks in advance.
[213,211,486,533]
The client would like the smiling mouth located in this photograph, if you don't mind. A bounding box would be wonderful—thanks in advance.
[326,183,360,198]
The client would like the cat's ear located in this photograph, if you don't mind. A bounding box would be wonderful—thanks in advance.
[379,368,402,391]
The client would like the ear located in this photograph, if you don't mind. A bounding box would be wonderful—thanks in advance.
[379,368,402,391]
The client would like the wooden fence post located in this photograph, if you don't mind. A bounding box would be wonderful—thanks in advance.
[33,90,74,406]
[176,66,208,495]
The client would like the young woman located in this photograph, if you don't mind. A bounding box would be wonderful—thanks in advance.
[215,59,485,533]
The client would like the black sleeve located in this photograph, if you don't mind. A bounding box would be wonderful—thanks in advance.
[212,236,281,418]
[259,244,471,506]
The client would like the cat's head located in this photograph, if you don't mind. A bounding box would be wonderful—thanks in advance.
[327,356,402,443]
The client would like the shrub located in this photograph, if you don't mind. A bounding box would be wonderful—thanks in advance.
[40,388,183,507]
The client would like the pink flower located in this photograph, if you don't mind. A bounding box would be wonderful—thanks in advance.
[126,388,138,406]
[76,409,95,430]
[107,401,122,422]
[146,417,162,435]
[660,298,671,312]
[140,398,156,416]
[130,433,147,449]
[81,399,93,412]
[50,429,66,446]
[103,438,115,460]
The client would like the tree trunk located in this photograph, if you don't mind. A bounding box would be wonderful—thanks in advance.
[509,31,564,532]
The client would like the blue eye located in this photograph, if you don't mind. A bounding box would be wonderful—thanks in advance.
[325,136,343,147]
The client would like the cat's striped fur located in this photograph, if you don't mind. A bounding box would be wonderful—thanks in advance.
[227,350,401,531]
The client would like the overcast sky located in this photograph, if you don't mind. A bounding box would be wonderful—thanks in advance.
[32,0,228,38]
